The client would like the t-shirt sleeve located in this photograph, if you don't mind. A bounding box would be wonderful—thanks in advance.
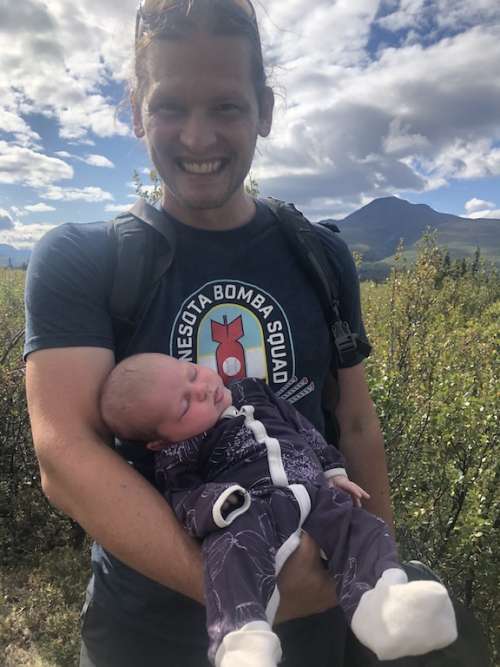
[315,225,371,368]
[24,222,115,359]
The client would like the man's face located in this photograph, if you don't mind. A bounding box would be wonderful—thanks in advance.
[134,32,273,222]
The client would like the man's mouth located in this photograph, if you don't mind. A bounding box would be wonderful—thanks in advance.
[176,159,226,175]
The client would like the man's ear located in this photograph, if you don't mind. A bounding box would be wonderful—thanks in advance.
[258,86,274,138]
[131,91,145,138]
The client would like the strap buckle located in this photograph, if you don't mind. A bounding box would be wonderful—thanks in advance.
[332,321,358,364]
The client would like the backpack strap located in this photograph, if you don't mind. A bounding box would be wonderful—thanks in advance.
[109,199,175,355]
[263,197,370,368]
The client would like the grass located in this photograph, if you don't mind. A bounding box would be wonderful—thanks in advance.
[0,546,90,667]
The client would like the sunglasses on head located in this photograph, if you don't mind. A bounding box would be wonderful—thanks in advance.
[135,0,257,44]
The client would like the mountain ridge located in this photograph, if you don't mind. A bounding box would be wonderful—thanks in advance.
[319,196,499,278]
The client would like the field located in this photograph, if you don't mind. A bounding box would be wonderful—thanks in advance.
[0,237,498,665]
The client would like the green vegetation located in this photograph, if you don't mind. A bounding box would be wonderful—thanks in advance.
[363,236,499,658]
[0,237,498,664]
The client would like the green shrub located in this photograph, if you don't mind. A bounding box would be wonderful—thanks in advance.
[362,236,499,658]
[0,270,81,565]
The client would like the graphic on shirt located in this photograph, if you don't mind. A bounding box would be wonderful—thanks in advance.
[170,280,295,387]
[211,314,247,384]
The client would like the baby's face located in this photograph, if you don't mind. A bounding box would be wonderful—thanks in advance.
[154,359,232,442]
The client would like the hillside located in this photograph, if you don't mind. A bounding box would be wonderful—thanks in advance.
[320,197,500,279]
[0,244,30,268]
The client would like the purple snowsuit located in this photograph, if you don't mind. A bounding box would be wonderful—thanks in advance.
[155,378,399,662]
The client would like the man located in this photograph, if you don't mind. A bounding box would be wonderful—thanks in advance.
[25,1,394,665]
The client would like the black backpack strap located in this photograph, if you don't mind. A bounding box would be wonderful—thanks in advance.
[108,199,175,355]
[263,197,370,368]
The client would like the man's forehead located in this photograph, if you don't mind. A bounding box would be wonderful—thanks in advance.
[146,33,254,80]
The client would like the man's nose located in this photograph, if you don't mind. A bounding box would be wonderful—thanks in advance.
[179,111,216,153]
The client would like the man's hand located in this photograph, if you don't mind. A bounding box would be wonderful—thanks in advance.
[275,531,337,624]
[328,475,370,508]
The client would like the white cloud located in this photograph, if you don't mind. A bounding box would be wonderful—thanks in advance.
[465,198,495,214]
[25,203,57,213]
[9,206,28,219]
[425,140,500,182]
[83,154,115,168]
[42,186,113,202]
[378,0,500,34]
[467,209,500,220]
[0,221,60,248]
[53,151,115,168]
[0,142,73,188]
[0,107,41,147]
[0,208,14,230]
[0,0,133,147]
[258,20,500,211]
[464,198,500,219]
[105,203,131,213]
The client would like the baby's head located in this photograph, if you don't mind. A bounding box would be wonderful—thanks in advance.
[100,353,232,443]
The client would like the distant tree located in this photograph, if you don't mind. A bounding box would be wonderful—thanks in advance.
[133,169,162,204]
[133,169,261,201]
[472,247,481,275]
[245,173,260,197]
[442,250,451,273]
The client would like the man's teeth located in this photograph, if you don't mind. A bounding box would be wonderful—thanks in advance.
[180,160,222,174]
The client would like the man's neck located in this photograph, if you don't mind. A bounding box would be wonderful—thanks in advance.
[162,192,256,231]
[162,190,257,231]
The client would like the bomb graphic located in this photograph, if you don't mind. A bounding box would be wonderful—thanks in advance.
[211,315,247,385]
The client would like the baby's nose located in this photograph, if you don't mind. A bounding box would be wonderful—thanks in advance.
[193,382,212,400]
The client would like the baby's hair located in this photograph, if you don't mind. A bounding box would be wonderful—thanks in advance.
[100,354,166,442]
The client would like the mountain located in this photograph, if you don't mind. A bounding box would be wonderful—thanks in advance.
[320,197,500,279]
[0,244,31,268]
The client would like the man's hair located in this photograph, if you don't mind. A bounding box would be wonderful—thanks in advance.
[133,0,267,107]
[100,356,162,442]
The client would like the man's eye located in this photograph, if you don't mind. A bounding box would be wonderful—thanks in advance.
[152,105,184,117]
[215,103,242,114]
[190,365,198,382]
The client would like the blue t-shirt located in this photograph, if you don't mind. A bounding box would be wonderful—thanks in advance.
[24,200,369,639]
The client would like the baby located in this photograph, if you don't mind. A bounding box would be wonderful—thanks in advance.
[100,353,457,667]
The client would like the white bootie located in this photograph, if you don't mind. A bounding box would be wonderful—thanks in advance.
[215,621,282,667]
[351,568,458,660]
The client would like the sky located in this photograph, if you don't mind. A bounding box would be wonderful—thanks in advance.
[1,0,500,249]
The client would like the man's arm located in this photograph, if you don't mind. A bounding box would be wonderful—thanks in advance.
[26,347,205,602]
[335,363,395,533]
[26,346,336,619]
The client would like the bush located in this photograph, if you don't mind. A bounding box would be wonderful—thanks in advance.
[0,270,81,566]
[362,236,499,658]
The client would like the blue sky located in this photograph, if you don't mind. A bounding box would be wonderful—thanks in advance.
[1,0,499,248]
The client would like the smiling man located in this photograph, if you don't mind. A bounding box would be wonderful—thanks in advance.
[133,31,273,226]
[24,1,394,666]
